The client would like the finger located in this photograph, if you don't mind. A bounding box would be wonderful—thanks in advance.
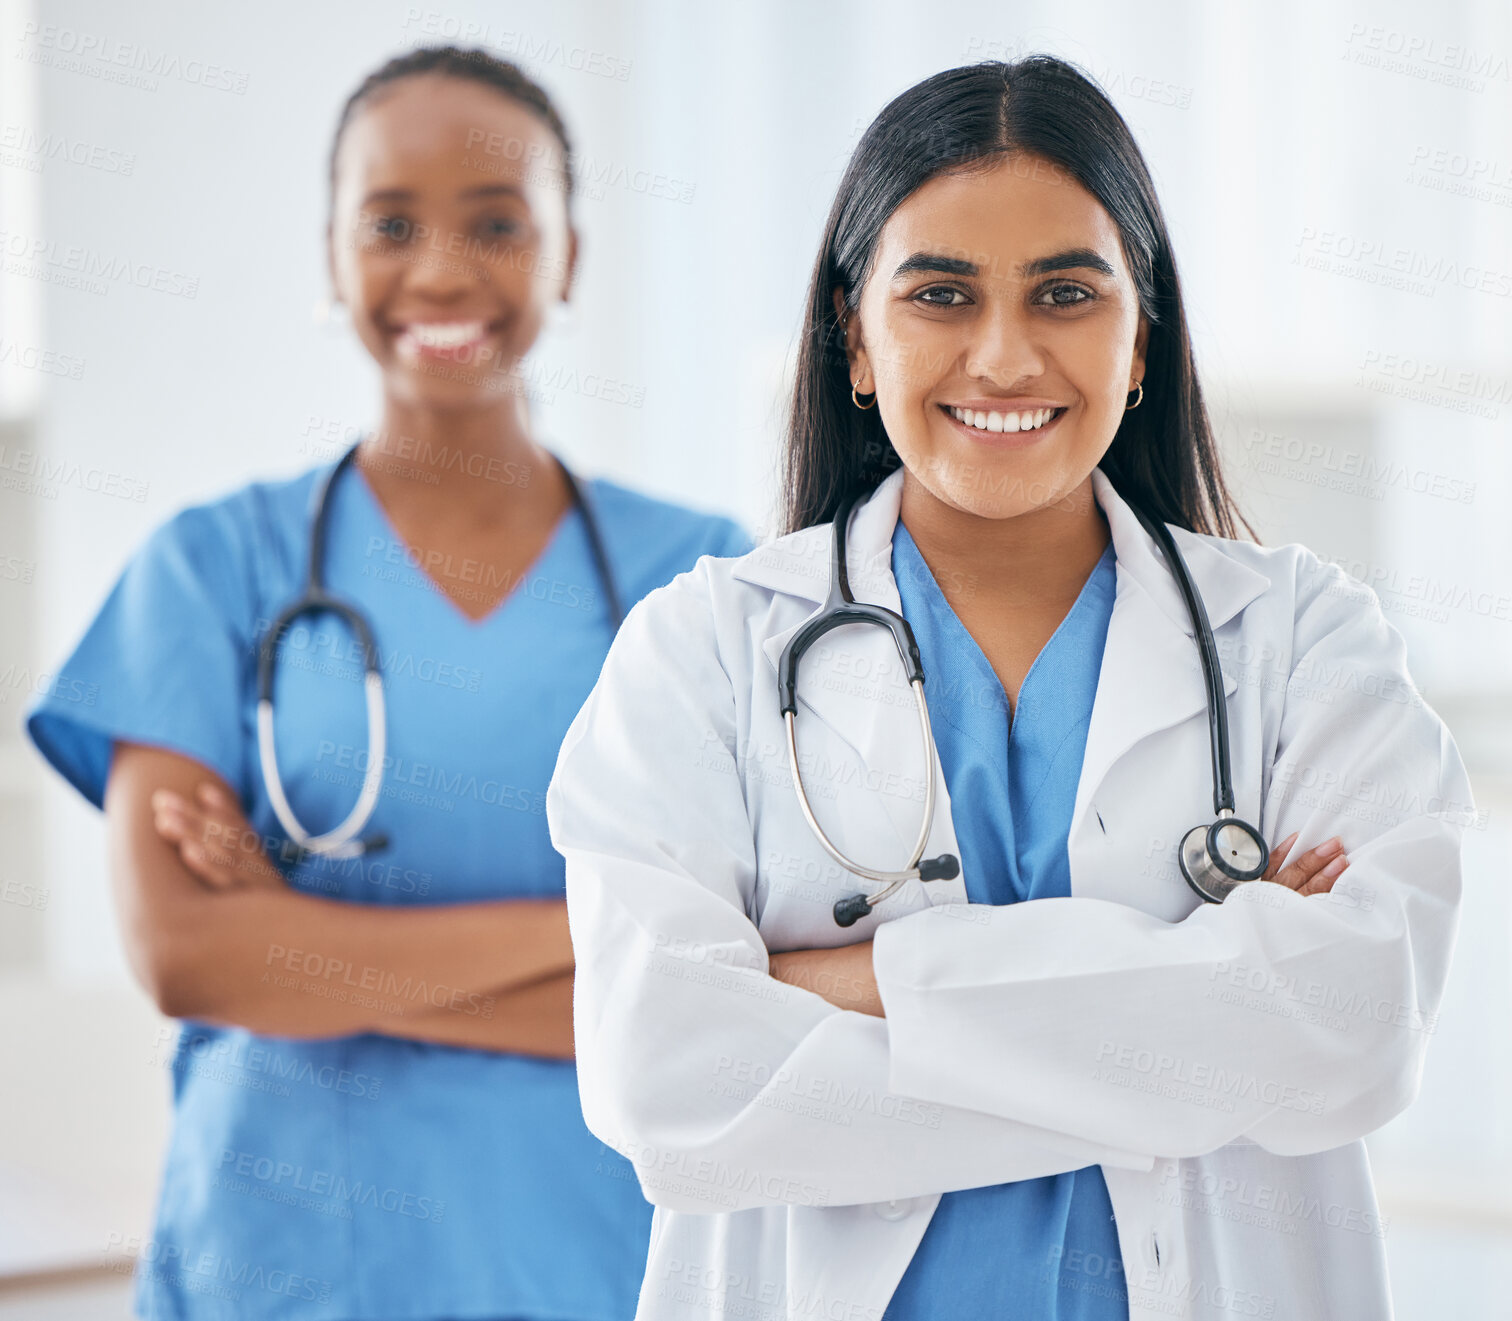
[152,794,244,887]
[195,817,248,865]
[193,822,244,874]
[150,788,189,814]
[1273,837,1345,892]
[157,802,241,869]
[191,787,253,846]
[1298,854,1350,898]
[178,797,253,854]
[195,784,250,835]
[153,805,188,842]
[1261,832,1299,883]
[191,817,281,889]
[196,782,234,811]
[184,808,232,856]
[1273,838,1342,891]
[154,803,217,852]
[155,794,210,833]
[179,840,238,890]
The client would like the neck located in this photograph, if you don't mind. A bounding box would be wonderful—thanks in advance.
[358,384,558,524]
[898,470,1110,610]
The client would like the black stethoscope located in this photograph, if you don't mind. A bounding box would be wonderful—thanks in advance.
[778,490,1269,927]
[255,441,624,859]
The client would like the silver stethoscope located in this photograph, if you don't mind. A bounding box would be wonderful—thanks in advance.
[256,442,624,860]
[778,491,1269,927]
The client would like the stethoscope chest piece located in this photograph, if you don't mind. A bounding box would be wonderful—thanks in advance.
[1178,812,1268,903]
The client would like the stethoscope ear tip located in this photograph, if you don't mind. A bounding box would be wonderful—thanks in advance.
[832,893,875,928]
[919,853,960,882]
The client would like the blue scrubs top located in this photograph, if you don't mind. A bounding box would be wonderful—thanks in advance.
[883,523,1126,1321]
[26,457,750,1321]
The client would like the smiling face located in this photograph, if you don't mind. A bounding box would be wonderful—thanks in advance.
[840,152,1148,520]
[328,74,576,412]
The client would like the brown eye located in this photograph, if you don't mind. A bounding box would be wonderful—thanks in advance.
[479,216,523,239]
[1035,282,1094,306]
[915,285,969,307]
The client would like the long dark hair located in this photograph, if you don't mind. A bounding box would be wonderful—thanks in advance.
[783,56,1252,540]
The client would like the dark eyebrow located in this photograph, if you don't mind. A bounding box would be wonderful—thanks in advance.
[360,183,526,206]
[891,252,978,280]
[891,247,1117,282]
[1020,247,1115,277]
[459,182,526,201]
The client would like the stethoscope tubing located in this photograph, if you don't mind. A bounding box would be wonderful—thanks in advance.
[255,441,621,860]
[780,482,1265,923]
[782,675,940,899]
[1127,503,1235,817]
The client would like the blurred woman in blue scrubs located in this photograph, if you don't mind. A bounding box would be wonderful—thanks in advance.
[27,45,746,1321]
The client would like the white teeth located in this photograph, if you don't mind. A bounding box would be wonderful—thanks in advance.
[950,406,1057,433]
[406,320,487,348]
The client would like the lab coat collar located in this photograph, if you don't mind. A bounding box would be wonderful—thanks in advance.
[734,465,1272,873]
[733,465,1269,637]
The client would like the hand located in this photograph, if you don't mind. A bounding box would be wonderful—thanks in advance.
[1259,832,1349,897]
[151,783,288,892]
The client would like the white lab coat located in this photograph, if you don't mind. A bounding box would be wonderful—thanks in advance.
[547,465,1471,1321]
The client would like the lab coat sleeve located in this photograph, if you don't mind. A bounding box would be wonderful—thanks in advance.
[548,562,1156,1213]
[871,553,1471,1160]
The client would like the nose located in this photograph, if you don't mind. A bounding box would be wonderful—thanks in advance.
[962,299,1045,389]
[402,234,490,302]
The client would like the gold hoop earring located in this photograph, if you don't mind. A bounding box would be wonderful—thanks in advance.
[1125,381,1144,411]
[851,381,877,410]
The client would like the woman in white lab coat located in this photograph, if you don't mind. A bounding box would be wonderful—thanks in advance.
[546,57,1472,1321]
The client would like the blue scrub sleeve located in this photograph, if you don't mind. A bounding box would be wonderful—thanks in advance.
[26,504,256,810]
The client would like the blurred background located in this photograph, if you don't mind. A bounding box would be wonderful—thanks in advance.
[0,0,1507,1315]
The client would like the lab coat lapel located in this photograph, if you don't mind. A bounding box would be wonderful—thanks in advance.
[1072,469,1271,833]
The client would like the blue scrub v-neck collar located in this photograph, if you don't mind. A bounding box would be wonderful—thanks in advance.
[345,458,582,630]
[892,521,1114,744]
